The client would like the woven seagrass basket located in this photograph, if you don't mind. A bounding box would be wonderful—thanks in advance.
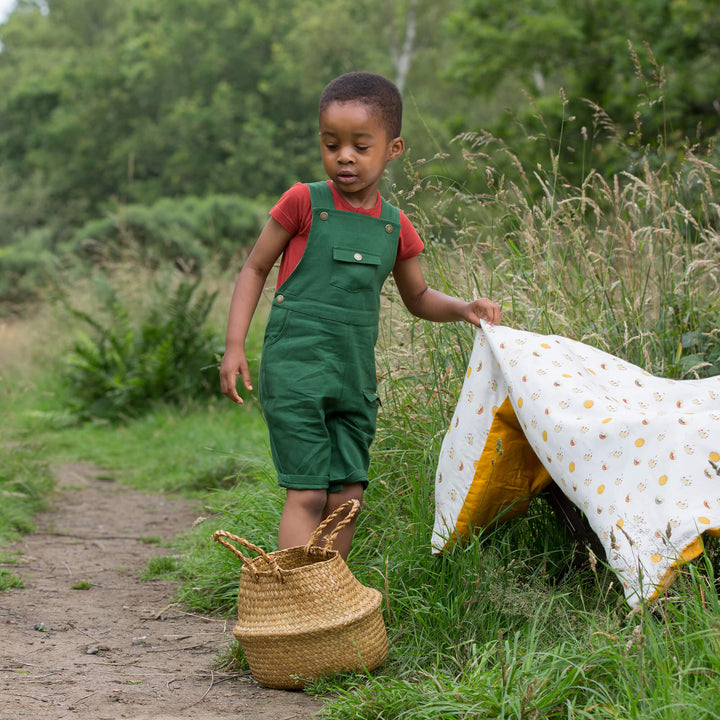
[213,500,387,689]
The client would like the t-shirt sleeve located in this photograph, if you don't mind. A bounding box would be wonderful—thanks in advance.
[397,211,425,261]
[269,182,312,235]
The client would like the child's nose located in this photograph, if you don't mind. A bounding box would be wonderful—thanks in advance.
[338,145,355,163]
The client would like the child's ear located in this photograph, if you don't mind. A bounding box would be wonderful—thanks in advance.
[388,136,405,160]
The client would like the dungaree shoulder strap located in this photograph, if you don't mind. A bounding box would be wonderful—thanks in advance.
[380,197,400,227]
[307,181,334,211]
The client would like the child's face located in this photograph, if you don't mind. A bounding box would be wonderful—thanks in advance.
[319,100,404,207]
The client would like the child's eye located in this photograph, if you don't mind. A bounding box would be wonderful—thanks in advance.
[325,144,338,151]
[356,146,369,152]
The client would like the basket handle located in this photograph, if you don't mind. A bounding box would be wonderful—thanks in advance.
[213,530,284,582]
[305,499,360,555]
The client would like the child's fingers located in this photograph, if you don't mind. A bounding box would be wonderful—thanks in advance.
[484,301,501,325]
[220,371,244,404]
[239,364,254,393]
[219,357,250,405]
[469,299,501,326]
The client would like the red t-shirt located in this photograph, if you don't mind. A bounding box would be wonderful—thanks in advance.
[270,181,424,287]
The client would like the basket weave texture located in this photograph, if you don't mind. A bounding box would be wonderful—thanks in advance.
[214,500,387,689]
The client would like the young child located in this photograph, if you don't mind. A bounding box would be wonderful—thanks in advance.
[219,71,501,559]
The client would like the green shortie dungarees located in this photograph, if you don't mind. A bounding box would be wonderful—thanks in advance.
[259,181,401,493]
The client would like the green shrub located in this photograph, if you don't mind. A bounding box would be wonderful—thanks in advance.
[63,275,221,421]
[0,227,59,313]
[65,194,268,270]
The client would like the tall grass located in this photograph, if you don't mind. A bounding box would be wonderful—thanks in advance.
[391,130,720,378]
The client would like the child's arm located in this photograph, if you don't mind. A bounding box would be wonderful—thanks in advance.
[219,217,292,404]
[392,256,501,326]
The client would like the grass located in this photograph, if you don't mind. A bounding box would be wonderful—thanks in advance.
[70,580,93,590]
[0,441,54,543]
[140,555,184,581]
[28,398,270,495]
[1,372,269,499]
[0,568,24,591]
[2,88,720,717]
[319,605,720,719]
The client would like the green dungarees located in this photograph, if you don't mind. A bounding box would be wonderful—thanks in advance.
[259,181,401,493]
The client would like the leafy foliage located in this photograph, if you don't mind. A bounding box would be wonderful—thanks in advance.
[4,0,719,316]
[63,276,220,421]
[445,0,720,184]
[65,194,268,270]
[0,0,329,238]
[0,227,59,312]
[0,0,477,248]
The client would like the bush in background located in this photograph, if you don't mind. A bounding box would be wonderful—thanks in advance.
[62,274,221,422]
[65,194,268,271]
[0,193,266,314]
[0,227,60,314]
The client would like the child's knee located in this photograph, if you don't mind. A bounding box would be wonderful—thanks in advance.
[326,482,364,511]
[284,488,328,517]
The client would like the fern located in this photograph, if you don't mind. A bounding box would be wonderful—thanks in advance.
[63,276,220,421]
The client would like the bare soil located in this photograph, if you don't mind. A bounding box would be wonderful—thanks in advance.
[0,462,324,720]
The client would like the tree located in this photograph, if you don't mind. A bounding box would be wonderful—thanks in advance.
[0,0,487,248]
[0,0,326,241]
[445,0,720,179]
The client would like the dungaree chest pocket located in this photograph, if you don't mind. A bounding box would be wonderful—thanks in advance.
[330,247,382,293]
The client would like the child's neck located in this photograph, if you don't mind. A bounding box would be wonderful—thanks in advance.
[330,181,380,210]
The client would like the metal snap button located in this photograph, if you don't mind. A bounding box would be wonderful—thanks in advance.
[353,253,363,262]
[319,211,329,221]
[385,223,394,233]
[276,294,285,303]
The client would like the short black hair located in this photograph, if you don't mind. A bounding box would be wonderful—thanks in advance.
[319,72,402,140]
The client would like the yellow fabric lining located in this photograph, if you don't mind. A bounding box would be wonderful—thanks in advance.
[646,528,720,604]
[448,396,552,548]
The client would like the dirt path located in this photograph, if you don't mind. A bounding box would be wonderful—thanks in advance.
[0,462,324,720]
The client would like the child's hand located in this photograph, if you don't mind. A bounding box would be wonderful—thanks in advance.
[463,298,502,327]
[219,349,253,405]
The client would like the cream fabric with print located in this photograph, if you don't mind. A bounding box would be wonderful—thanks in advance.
[433,322,720,608]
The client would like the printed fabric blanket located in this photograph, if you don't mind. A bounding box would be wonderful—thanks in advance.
[432,322,720,608]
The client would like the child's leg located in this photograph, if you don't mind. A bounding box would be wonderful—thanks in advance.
[278,488,328,551]
[277,483,364,558]
[321,482,364,560]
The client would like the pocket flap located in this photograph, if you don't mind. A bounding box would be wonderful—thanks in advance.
[333,247,381,266]
[363,389,382,406]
